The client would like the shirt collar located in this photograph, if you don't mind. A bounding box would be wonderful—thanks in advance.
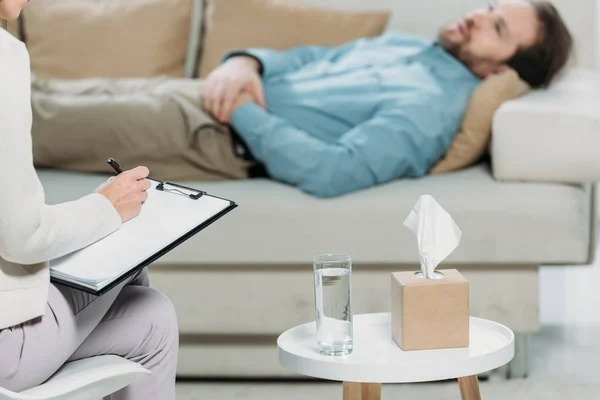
[424,42,481,83]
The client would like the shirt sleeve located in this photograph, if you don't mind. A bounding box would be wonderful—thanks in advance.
[0,41,122,265]
[230,102,447,198]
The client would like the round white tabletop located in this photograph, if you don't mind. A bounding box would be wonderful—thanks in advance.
[278,313,514,384]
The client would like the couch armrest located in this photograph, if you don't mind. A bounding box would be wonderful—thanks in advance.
[491,68,600,183]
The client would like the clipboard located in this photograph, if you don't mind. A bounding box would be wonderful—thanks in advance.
[49,179,237,296]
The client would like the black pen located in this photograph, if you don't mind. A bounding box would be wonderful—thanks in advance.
[107,158,123,175]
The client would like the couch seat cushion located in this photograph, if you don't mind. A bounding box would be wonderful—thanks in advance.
[37,164,591,265]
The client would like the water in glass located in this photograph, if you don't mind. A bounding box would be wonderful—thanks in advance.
[314,263,353,355]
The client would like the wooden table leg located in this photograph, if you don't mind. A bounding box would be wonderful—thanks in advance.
[361,383,382,400]
[343,382,362,400]
[458,375,481,400]
[343,382,382,400]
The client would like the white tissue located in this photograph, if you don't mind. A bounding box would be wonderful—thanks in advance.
[403,195,462,279]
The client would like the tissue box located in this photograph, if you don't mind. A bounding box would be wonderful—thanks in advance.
[391,269,469,351]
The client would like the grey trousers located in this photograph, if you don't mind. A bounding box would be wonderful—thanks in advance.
[0,269,179,399]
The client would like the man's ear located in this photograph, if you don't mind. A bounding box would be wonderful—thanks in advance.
[472,61,512,79]
[485,64,513,77]
[494,64,511,74]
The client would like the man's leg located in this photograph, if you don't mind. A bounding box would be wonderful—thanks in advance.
[31,77,251,181]
[67,280,179,400]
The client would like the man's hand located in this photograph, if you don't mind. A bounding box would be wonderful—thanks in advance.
[95,166,151,223]
[230,92,255,118]
[202,56,266,123]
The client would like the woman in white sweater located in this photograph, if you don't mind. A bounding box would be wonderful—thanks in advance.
[0,2,178,399]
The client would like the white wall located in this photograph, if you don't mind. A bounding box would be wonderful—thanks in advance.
[540,239,600,326]
[549,0,597,68]
[540,1,599,327]
[293,0,598,68]
[597,0,600,68]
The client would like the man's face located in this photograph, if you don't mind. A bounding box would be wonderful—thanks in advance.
[439,1,540,78]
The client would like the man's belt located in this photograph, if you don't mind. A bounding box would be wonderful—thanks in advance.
[230,127,269,178]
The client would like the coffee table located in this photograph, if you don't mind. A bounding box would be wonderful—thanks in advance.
[277,313,514,400]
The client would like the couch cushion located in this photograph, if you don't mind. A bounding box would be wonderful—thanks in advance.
[431,70,530,174]
[197,0,390,78]
[20,0,195,79]
[492,68,600,183]
[6,20,20,40]
[37,164,591,265]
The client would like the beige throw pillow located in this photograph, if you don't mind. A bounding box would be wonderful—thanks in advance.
[198,0,391,78]
[430,70,530,174]
[21,0,194,79]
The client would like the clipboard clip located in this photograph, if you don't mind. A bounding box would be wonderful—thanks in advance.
[156,181,205,200]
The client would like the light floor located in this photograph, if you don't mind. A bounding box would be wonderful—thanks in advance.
[177,199,600,399]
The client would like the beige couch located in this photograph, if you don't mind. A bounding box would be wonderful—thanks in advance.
[27,0,600,379]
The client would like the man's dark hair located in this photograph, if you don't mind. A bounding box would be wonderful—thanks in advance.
[507,1,573,88]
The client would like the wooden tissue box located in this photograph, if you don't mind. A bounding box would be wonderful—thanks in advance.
[391,269,469,351]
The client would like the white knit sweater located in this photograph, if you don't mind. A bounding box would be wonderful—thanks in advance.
[0,29,122,330]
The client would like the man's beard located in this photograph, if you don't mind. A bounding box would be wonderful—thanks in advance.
[437,29,476,71]
[438,30,462,60]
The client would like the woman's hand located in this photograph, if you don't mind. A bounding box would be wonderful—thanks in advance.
[95,166,151,222]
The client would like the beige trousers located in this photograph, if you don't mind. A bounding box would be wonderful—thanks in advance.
[30,77,252,181]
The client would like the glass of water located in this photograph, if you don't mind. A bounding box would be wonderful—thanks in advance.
[313,254,353,356]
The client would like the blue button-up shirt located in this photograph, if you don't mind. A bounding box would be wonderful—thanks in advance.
[229,32,481,197]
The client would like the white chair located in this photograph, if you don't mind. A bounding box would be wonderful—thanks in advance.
[0,356,150,400]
